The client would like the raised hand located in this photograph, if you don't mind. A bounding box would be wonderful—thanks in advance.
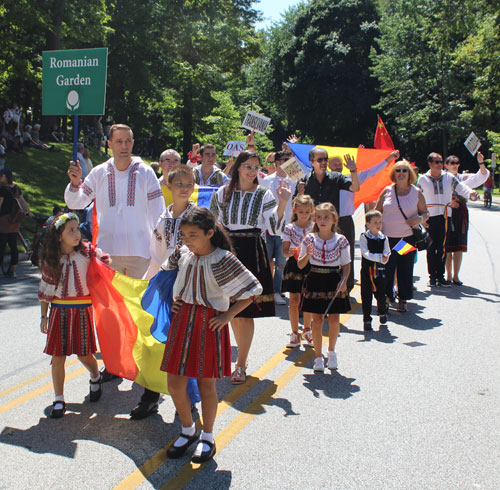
[343,154,357,172]
[67,160,82,186]
[297,181,305,195]
[477,151,484,164]
[276,179,292,203]
[192,143,200,156]
[388,150,400,162]
[246,130,255,148]
[287,134,298,144]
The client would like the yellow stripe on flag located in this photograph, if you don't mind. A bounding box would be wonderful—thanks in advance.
[318,146,359,176]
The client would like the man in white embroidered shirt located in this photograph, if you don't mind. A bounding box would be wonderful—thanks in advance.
[65,123,165,418]
[418,152,476,287]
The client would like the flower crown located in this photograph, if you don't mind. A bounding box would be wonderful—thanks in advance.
[54,212,80,230]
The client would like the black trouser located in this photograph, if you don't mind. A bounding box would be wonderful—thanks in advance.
[385,236,416,301]
[426,215,446,281]
[338,215,355,291]
[361,267,387,322]
[0,232,18,271]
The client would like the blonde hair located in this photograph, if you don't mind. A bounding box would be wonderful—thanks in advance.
[291,194,314,222]
[389,159,417,185]
[312,202,338,233]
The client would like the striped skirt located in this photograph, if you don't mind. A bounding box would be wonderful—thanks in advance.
[160,302,231,379]
[44,296,97,356]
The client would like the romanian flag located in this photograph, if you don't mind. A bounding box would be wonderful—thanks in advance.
[287,143,394,207]
[374,116,395,150]
[87,257,200,402]
[393,239,417,255]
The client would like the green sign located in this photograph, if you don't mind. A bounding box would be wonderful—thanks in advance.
[42,48,108,116]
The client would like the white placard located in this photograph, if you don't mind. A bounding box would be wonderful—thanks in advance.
[241,111,271,135]
[223,141,246,157]
[464,132,481,156]
[280,157,305,182]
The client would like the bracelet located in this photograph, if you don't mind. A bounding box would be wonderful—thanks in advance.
[350,169,357,173]
[41,315,48,319]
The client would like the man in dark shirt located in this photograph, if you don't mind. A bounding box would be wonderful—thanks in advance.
[296,147,359,213]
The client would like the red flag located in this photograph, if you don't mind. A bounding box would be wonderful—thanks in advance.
[374,116,395,150]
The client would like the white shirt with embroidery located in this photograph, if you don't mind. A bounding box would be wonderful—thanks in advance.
[64,158,165,258]
[38,243,106,301]
[418,171,471,217]
[143,201,195,280]
[194,165,229,186]
[299,232,351,267]
[169,246,263,312]
[282,222,313,248]
[260,173,297,224]
[210,185,284,235]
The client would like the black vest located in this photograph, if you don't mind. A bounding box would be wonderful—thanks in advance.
[361,233,386,271]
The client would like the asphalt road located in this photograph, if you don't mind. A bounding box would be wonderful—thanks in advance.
[1,202,499,490]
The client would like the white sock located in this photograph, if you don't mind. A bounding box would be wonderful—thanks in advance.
[194,431,214,456]
[90,374,101,392]
[54,395,64,410]
[174,423,196,447]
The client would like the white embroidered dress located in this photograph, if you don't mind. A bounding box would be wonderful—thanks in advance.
[170,247,263,312]
[282,222,313,248]
[300,232,351,267]
[64,158,165,258]
[210,185,284,235]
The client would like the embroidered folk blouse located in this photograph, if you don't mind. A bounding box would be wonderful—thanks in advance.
[194,166,229,187]
[282,222,313,248]
[143,201,196,280]
[169,247,263,312]
[299,232,351,267]
[64,158,165,258]
[38,243,107,302]
[210,185,283,235]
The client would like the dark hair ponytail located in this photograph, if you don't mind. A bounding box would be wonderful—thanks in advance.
[180,206,234,253]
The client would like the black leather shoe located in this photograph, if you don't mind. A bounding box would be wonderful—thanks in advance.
[130,400,159,419]
[191,440,216,463]
[167,431,200,459]
[100,368,121,383]
[50,401,66,419]
[89,374,103,402]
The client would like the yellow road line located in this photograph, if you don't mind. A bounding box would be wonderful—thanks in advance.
[0,358,79,399]
[0,360,103,414]
[115,286,361,490]
[161,302,361,490]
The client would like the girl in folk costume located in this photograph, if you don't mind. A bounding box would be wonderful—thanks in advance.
[38,213,110,418]
[210,151,291,385]
[298,203,351,372]
[281,194,315,349]
[162,207,262,463]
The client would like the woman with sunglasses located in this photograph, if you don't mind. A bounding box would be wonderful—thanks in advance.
[375,160,429,312]
[444,153,489,285]
[210,151,291,384]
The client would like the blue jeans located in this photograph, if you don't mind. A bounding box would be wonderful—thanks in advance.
[265,234,286,293]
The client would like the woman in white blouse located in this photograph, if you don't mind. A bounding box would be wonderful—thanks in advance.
[211,151,291,384]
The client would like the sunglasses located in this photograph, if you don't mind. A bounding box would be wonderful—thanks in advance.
[395,168,408,173]
[314,157,328,163]
[448,161,460,165]
[433,160,443,164]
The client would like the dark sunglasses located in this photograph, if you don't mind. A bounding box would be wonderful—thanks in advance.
[448,161,460,165]
[395,168,408,173]
[314,157,328,163]
[433,160,443,164]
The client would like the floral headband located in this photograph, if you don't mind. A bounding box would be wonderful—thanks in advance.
[54,212,80,230]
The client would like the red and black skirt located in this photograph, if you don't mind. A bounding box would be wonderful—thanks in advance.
[228,228,275,318]
[281,256,310,294]
[44,296,97,356]
[446,198,468,253]
[302,266,351,315]
[160,302,231,379]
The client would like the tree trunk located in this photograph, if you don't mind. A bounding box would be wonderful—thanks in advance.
[181,81,194,160]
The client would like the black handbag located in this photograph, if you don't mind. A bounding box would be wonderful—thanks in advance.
[394,186,432,251]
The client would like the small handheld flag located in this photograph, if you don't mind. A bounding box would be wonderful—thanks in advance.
[393,239,417,255]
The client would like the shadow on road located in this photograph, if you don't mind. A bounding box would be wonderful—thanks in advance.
[302,371,360,399]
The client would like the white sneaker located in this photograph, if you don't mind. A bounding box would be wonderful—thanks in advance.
[286,332,301,348]
[274,293,286,305]
[313,357,324,372]
[302,329,313,347]
[327,351,338,370]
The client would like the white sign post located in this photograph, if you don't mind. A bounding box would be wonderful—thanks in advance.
[241,111,271,135]
[464,132,481,156]
[223,141,246,157]
[491,153,496,171]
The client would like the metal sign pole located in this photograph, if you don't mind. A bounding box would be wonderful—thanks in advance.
[72,114,79,163]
